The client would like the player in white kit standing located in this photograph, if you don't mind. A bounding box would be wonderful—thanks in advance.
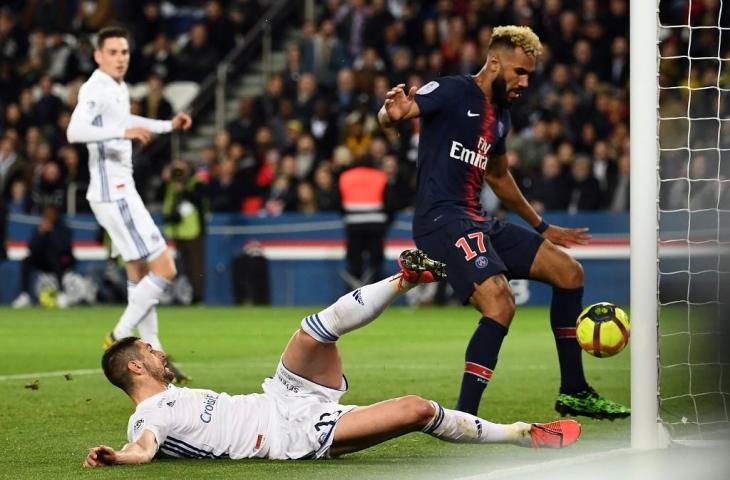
[67,26,193,382]
[84,250,580,466]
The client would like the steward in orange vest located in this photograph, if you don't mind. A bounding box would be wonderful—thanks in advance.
[338,160,388,286]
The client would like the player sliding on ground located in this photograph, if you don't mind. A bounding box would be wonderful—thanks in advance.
[85,250,580,466]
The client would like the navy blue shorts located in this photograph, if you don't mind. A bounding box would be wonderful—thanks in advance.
[415,218,545,304]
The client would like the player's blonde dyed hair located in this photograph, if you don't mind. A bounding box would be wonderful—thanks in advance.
[489,26,543,59]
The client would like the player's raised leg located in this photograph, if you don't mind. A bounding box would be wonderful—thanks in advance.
[529,239,630,419]
[330,395,581,456]
[281,249,446,388]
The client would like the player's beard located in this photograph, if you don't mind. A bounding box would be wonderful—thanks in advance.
[144,360,175,385]
[492,72,510,108]
[162,366,175,384]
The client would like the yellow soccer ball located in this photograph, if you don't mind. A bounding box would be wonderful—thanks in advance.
[576,302,630,358]
[38,288,58,309]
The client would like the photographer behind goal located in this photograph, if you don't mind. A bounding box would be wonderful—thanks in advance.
[161,159,207,303]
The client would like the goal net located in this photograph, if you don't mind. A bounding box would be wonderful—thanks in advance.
[655,0,730,443]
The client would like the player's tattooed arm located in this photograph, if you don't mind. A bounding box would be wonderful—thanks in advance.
[484,154,542,228]
[378,83,421,128]
[83,430,158,467]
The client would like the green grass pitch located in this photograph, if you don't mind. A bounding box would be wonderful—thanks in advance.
[0,305,631,479]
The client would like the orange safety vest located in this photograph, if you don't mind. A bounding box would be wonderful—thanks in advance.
[339,166,388,225]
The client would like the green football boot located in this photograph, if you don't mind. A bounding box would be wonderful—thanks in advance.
[397,249,447,284]
[555,386,630,420]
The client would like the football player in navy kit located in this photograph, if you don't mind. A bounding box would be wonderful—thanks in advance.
[378,26,629,419]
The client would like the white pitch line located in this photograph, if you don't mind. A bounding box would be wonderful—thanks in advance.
[0,368,102,381]
[454,447,634,480]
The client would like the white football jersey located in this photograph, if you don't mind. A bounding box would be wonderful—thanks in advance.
[127,385,275,460]
[67,69,172,203]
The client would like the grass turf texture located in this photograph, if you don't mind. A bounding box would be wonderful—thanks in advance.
[0,306,630,479]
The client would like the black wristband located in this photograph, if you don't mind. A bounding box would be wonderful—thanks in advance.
[534,220,550,234]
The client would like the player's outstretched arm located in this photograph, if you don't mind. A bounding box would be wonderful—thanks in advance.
[83,431,157,467]
[485,154,591,247]
[128,111,192,136]
[378,83,421,128]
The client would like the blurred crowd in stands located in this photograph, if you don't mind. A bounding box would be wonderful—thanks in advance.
[0,0,261,217]
[0,0,727,225]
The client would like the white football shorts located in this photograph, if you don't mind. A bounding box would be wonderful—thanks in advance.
[262,361,357,460]
[90,190,167,262]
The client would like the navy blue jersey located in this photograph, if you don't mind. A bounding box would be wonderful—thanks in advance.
[412,75,511,237]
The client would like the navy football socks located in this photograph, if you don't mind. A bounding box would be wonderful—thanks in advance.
[455,316,507,415]
[551,287,589,393]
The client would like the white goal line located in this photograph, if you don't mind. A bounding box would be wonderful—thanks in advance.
[0,368,102,381]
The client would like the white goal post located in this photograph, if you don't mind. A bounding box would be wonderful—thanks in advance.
[630,0,661,450]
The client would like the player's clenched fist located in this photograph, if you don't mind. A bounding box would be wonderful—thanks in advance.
[84,445,117,467]
[171,112,193,131]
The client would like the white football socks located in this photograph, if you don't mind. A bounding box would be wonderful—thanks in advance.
[423,401,530,445]
[301,273,407,343]
[113,273,169,343]
[137,306,163,351]
[121,281,164,351]
[125,279,164,351]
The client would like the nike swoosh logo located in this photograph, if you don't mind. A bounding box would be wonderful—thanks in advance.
[467,110,480,117]
[433,215,444,222]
